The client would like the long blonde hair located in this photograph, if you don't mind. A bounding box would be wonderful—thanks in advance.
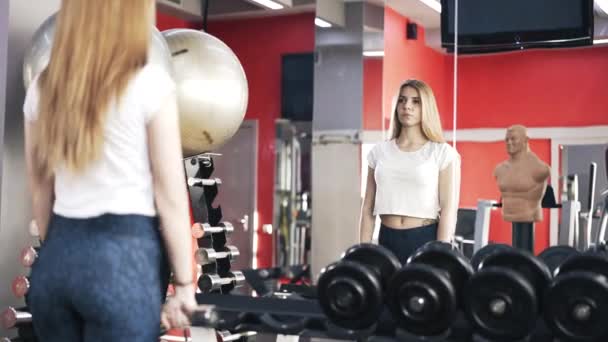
[35,0,153,176]
[389,79,445,142]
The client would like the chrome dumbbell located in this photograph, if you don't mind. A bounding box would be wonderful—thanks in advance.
[19,246,39,268]
[195,246,239,265]
[217,330,257,341]
[11,276,29,298]
[198,271,246,293]
[1,307,31,330]
[191,222,234,239]
[187,177,222,187]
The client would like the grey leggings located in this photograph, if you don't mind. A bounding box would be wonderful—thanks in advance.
[27,214,169,342]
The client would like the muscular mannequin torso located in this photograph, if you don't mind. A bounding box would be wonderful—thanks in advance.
[494,126,550,222]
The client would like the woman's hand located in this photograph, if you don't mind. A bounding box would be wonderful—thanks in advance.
[161,283,197,330]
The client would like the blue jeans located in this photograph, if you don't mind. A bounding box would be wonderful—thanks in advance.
[27,214,169,342]
[378,223,438,265]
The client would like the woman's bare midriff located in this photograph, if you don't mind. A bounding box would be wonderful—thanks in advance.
[380,214,437,229]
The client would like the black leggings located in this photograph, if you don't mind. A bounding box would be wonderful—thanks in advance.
[378,223,438,265]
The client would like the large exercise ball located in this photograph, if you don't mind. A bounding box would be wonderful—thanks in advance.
[162,29,248,156]
[23,14,172,89]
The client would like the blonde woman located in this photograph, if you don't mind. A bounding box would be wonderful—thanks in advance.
[359,79,461,264]
[23,0,195,340]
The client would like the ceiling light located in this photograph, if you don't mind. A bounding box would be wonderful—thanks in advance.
[363,50,384,57]
[419,0,441,13]
[594,38,608,45]
[248,0,284,10]
[315,18,332,28]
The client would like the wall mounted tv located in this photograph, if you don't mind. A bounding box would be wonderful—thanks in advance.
[441,0,594,54]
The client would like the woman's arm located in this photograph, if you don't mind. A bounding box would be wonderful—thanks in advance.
[359,167,377,243]
[437,159,461,242]
[147,93,193,286]
[24,122,54,241]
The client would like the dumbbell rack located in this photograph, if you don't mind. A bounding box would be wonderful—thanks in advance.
[187,155,242,295]
[1,222,40,341]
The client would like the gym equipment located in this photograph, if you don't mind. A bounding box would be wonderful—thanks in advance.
[188,177,222,187]
[464,248,552,341]
[537,245,579,275]
[191,222,234,239]
[0,307,30,330]
[474,180,583,253]
[195,246,239,265]
[11,276,29,298]
[216,330,256,342]
[19,247,38,268]
[544,253,608,341]
[162,29,248,156]
[22,14,172,88]
[198,271,246,293]
[386,241,474,337]
[470,243,512,271]
[317,244,401,331]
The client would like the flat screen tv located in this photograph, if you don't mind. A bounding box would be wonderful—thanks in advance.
[441,0,594,54]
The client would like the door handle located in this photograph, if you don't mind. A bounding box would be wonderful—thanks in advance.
[240,215,249,232]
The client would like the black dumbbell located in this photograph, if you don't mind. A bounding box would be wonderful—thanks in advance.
[191,222,234,239]
[317,243,401,331]
[187,177,221,187]
[470,243,513,271]
[543,253,608,341]
[464,248,552,341]
[19,246,39,268]
[11,276,29,298]
[198,271,246,293]
[386,241,474,337]
[195,246,239,265]
[585,241,608,258]
[537,245,579,275]
[0,307,31,330]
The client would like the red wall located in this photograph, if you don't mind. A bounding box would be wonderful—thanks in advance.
[457,47,608,128]
[363,58,384,130]
[156,12,315,268]
[380,7,453,131]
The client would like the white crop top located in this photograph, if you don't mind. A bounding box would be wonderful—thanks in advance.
[367,140,459,219]
[23,64,176,218]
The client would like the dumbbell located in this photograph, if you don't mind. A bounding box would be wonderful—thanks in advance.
[11,276,29,298]
[19,247,38,268]
[191,222,234,239]
[470,243,513,271]
[216,330,256,341]
[387,241,474,337]
[464,248,552,341]
[198,271,246,293]
[187,177,221,187]
[1,307,31,330]
[543,253,608,341]
[195,246,239,265]
[537,245,579,275]
[317,243,401,331]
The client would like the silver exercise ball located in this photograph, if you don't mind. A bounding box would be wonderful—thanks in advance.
[162,29,248,157]
[23,14,172,89]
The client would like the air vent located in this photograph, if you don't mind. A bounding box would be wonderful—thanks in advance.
[166,0,182,5]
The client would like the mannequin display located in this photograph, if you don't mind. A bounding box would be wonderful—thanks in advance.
[494,125,550,252]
